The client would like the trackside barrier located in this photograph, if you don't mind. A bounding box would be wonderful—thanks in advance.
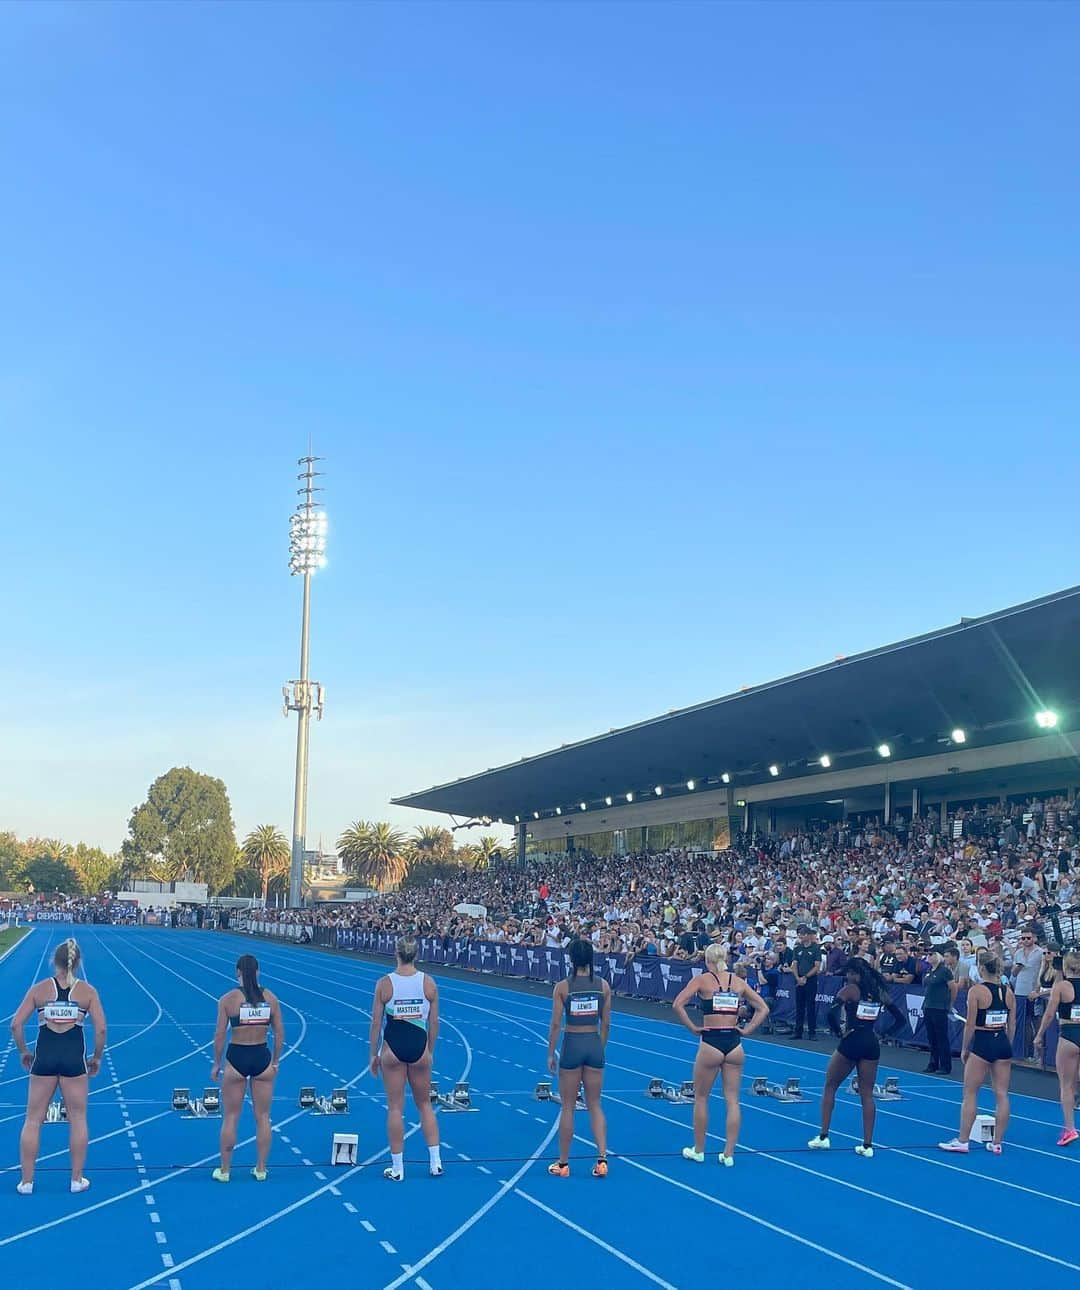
[245,922,1060,1064]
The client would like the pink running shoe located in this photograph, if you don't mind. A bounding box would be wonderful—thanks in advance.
[1057,1128,1079,1148]
[985,1141,1003,1155]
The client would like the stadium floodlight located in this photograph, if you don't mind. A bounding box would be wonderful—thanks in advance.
[514,815,520,823]
[283,456,327,908]
[555,807,562,815]
[721,772,730,784]
[605,796,613,806]
[768,765,780,777]
[877,743,892,758]
[819,755,831,769]
[625,791,634,802]
[654,785,663,796]
[1035,709,1059,729]
[533,811,540,819]
[951,728,967,744]
[686,779,695,791]
[579,802,587,811]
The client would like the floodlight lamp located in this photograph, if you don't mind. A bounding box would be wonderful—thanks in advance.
[877,743,892,758]
[580,802,587,811]
[514,815,520,823]
[686,780,695,791]
[533,811,540,819]
[555,807,562,815]
[819,755,831,768]
[951,728,966,744]
[605,796,613,806]
[654,785,663,796]
[768,765,779,777]
[721,772,730,785]
[1035,710,1059,729]
[625,792,634,802]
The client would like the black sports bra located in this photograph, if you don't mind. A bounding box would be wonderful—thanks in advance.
[37,979,88,1027]
[701,971,741,1018]
[974,981,1011,1030]
[1057,978,1080,1026]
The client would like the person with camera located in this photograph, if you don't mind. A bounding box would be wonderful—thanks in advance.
[1033,949,1080,1147]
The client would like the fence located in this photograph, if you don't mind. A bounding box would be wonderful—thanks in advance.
[246,921,1065,1067]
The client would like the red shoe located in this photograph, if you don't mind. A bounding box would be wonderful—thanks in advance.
[592,1158,608,1178]
[547,1162,569,1178]
[1057,1128,1079,1148]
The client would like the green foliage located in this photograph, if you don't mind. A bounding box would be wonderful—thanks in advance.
[241,825,291,903]
[72,844,122,895]
[337,820,409,891]
[123,766,237,894]
[22,855,83,895]
[0,831,27,891]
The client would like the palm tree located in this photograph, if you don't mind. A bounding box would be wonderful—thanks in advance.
[241,825,291,904]
[337,821,409,891]
[475,835,503,869]
[412,825,453,863]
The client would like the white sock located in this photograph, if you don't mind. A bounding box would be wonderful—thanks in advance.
[429,1145,442,1170]
[391,1152,403,1177]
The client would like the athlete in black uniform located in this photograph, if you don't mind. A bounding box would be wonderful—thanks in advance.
[211,955,284,1182]
[11,938,106,1194]
[1033,949,1080,1146]
[672,942,768,1166]
[940,956,1014,1153]
[809,958,903,1158]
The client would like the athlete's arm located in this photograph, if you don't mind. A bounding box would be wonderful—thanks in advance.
[86,985,107,1077]
[961,985,981,1063]
[267,990,284,1069]
[738,981,769,1038]
[1033,981,1061,1051]
[599,979,612,1048]
[11,986,38,1071]
[671,977,704,1036]
[1005,984,1017,1048]
[425,976,440,1060]
[547,981,566,1073]
[211,995,229,1081]
[369,977,389,1076]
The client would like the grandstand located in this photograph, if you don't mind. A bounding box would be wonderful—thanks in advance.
[394,585,1080,859]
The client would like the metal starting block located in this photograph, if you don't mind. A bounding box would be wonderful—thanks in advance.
[298,1086,317,1110]
[534,1081,553,1101]
[172,1088,191,1112]
[534,1080,585,1108]
[44,1099,67,1124]
[646,1078,695,1104]
[751,1076,807,1102]
[331,1132,358,1166]
[173,1087,222,1118]
[312,1088,350,1115]
[849,1075,903,1101]
[432,1081,477,1113]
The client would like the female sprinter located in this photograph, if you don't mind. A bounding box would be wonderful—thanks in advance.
[11,937,106,1194]
[369,936,442,1181]
[673,942,768,1167]
[809,958,902,1158]
[210,954,284,1182]
[939,955,1014,1154]
[1033,949,1080,1147]
[546,938,612,1178]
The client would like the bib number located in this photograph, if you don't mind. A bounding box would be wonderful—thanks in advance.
[1069,1004,1080,1023]
[712,992,740,1015]
[392,999,424,1021]
[984,1009,1007,1029]
[569,995,599,1018]
[42,1004,80,1024]
[856,1001,881,1022]
[238,1004,271,1026]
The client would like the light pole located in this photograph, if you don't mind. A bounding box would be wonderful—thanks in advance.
[283,457,327,907]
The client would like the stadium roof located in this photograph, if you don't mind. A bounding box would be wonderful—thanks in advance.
[393,585,1080,823]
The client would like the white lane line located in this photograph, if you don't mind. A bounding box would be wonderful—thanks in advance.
[380,1241,397,1254]
[416,1279,434,1290]
[515,1188,677,1289]
[361,1220,376,1232]
[343,1202,357,1213]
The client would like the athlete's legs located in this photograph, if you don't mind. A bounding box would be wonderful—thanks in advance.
[58,1074,90,1182]
[218,1062,247,1172]
[582,1064,607,1159]
[19,1075,58,1185]
[692,1043,724,1153]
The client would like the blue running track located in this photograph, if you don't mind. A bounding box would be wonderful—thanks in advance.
[1,925,1076,1289]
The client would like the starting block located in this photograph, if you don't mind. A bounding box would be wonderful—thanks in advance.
[645,1078,695,1104]
[432,1081,477,1113]
[173,1087,222,1118]
[534,1081,553,1101]
[751,1076,807,1103]
[172,1088,191,1112]
[535,1080,585,1109]
[44,1099,67,1124]
[849,1075,903,1101]
[331,1132,358,1165]
[298,1086,317,1110]
[299,1086,349,1114]
[974,1113,995,1144]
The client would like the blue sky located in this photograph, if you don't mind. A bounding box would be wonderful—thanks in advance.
[2,1,1078,852]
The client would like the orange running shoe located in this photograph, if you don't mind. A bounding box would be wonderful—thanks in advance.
[547,1161,570,1178]
[592,1158,608,1178]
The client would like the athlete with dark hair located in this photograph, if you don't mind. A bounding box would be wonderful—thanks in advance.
[11,938,106,1195]
[547,938,611,1178]
[809,958,904,1158]
[211,954,284,1182]
[370,936,442,1181]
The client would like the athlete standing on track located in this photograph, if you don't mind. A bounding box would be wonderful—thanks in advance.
[547,938,611,1178]
[1033,948,1080,1147]
[673,941,768,1167]
[370,936,442,1182]
[11,937,106,1195]
[809,958,900,1159]
[939,955,1015,1154]
[211,954,284,1182]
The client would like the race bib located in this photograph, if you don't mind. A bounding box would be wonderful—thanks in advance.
[42,1003,80,1024]
[712,992,740,1014]
[984,1009,1007,1029]
[569,995,599,1018]
[391,998,424,1021]
[238,1004,271,1026]
[856,1001,881,1022]
[1069,1004,1080,1023]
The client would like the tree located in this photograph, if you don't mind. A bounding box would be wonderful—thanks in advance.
[122,766,237,894]
[0,831,27,891]
[411,825,454,864]
[72,844,122,895]
[337,821,409,891]
[474,835,503,869]
[23,855,83,895]
[241,825,290,904]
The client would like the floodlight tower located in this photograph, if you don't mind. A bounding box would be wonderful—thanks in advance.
[283,458,327,907]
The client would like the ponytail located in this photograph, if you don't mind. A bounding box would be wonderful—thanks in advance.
[569,938,594,981]
[236,955,264,1006]
[54,938,81,976]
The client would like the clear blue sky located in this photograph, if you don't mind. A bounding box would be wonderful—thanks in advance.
[2,1,1078,853]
